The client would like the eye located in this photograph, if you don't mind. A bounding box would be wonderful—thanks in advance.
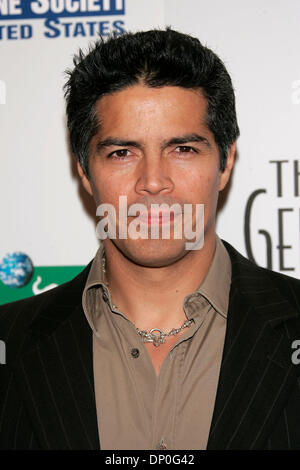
[107,149,131,159]
[174,145,197,154]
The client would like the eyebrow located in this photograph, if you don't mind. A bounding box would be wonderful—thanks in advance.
[96,138,143,152]
[164,134,211,148]
[95,133,211,153]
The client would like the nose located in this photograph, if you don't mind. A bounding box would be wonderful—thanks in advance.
[135,154,174,195]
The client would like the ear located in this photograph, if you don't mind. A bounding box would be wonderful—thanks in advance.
[77,161,93,197]
[219,142,236,191]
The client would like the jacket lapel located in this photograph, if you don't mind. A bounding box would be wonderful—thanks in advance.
[14,263,100,450]
[207,242,300,449]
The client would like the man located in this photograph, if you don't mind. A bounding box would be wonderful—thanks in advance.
[1,28,300,450]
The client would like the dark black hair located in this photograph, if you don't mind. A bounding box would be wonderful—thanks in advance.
[64,28,239,177]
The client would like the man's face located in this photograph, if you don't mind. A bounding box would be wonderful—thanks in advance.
[78,84,234,267]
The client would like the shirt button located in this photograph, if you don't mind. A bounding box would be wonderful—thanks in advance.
[131,348,140,358]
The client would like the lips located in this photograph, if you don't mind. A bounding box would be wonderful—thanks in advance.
[138,210,181,225]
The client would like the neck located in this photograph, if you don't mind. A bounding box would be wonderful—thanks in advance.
[103,234,216,331]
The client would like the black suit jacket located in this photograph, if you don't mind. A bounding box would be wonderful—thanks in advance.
[1,241,300,450]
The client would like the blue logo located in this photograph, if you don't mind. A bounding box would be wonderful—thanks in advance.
[0,252,34,288]
[0,0,126,40]
[0,0,125,20]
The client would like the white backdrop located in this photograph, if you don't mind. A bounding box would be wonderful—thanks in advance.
[1,0,300,302]
[0,0,164,267]
[166,0,300,276]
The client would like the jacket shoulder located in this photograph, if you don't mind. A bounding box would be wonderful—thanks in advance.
[223,240,300,310]
[262,266,300,309]
[0,261,92,350]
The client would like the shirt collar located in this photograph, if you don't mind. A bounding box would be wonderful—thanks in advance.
[192,235,231,319]
[82,242,108,333]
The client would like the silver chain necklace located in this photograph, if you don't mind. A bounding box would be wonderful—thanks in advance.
[101,250,193,347]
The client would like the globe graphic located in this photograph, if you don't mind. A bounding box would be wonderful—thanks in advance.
[0,252,34,288]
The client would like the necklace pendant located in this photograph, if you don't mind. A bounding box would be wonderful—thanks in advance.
[153,336,162,347]
[150,328,165,347]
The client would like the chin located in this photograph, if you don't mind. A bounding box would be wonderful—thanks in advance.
[115,238,188,268]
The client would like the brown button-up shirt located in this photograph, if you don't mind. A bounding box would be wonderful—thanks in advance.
[82,236,231,450]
